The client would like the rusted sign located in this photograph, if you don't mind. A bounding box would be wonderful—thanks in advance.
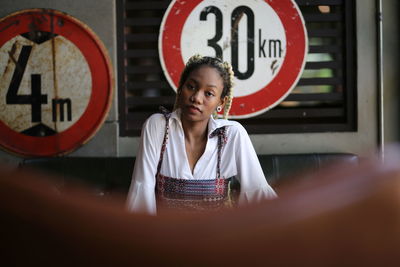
[0,9,113,157]
[159,0,307,118]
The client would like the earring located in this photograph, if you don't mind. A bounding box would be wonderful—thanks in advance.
[217,106,222,112]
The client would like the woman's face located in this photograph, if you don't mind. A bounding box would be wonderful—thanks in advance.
[179,66,225,123]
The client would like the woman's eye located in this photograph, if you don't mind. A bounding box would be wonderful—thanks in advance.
[187,84,195,90]
[205,92,214,97]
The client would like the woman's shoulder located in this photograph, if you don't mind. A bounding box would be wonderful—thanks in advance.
[142,113,167,133]
[215,119,248,137]
[145,107,177,125]
[146,113,166,124]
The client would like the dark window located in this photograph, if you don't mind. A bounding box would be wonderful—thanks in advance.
[117,0,357,136]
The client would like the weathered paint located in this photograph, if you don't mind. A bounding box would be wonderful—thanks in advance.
[0,9,113,157]
[0,34,91,133]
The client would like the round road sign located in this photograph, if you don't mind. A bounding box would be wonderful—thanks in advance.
[159,0,307,118]
[0,9,113,157]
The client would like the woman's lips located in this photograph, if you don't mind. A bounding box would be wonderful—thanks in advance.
[187,105,201,113]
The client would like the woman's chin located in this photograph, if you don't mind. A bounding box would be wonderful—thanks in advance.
[181,112,208,123]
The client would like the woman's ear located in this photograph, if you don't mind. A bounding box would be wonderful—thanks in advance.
[219,95,228,109]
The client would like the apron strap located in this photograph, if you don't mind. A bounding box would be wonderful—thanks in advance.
[210,126,227,179]
[156,107,171,176]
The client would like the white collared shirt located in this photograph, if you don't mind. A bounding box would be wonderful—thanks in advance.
[126,109,277,215]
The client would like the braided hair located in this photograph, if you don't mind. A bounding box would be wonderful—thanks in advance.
[173,54,235,119]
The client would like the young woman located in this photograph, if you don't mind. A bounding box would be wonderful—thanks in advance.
[126,55,276,215]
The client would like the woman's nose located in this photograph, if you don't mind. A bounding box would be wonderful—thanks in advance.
[190,90,202,103]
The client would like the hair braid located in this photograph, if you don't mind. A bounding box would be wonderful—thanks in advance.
[221,61,234,119]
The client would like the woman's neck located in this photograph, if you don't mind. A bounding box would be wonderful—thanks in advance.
[181,118,208,143]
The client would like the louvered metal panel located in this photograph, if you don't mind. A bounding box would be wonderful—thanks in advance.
[117,0,357,136]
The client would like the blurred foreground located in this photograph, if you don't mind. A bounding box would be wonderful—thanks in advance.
[1,150,400,266]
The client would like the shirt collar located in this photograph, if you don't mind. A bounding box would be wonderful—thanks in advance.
[170,108,235,138]
[169,108,180,120]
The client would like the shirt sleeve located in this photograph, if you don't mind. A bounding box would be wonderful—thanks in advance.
[231,124,277,205]
[126,115,163,215]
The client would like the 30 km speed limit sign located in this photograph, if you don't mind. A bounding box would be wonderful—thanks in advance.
[159,0,307,118]
[0,9,113,157]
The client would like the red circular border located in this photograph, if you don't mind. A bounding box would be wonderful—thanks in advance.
[159,0,307,118]
[0,9,114,157]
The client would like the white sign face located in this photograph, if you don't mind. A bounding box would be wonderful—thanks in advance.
[0,9,113,157]
[159,0,307,118]
[0,35,91,134]
[180,0,286,97]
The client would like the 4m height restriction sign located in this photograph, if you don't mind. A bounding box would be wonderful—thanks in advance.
[0,9,113,157]
[159,0,308,118]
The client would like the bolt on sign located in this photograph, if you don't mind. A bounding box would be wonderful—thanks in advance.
[159,0,308,118]
[0,9,113,157]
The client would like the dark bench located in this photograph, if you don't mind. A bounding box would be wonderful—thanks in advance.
[18,153,359,196]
